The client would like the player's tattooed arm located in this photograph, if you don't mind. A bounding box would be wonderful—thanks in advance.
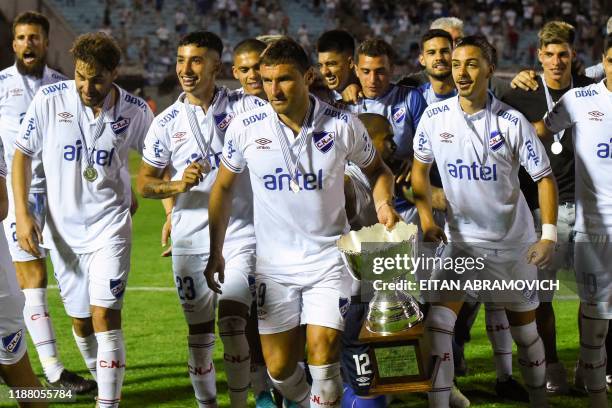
[137,162,204,198]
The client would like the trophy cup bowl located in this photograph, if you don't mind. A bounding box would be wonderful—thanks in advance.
[337,222,422,334]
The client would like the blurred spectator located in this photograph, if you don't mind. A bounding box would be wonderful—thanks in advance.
[175,9,188,36]
[156,24,170,49]
[360,0,371,23]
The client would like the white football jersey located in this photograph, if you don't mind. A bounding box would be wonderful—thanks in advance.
[414,94,552,246]
[15,80,154,253]
[222,96,376,276]
[142,87,265,255]
[544,80,612,234]
[0,64,67,192]
[344,83,426,160]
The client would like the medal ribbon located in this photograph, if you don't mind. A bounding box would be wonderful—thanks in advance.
[541,74,573,147]
[272,97,314,189]
[182,89,220,166]
[76,88,112,172]
[460,93,492,166]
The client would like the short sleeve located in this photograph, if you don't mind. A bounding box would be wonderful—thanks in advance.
[14,92,43,158]
[408,89,427,131]
[413,121,433,164]
[517,119,552,182]
[130,105,155,153]
[544,94,574,135]
[141,120,170,169]
[346,116,376,167]
[220,120,246,173]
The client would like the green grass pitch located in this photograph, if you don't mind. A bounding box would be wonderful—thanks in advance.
[0,153,609,407]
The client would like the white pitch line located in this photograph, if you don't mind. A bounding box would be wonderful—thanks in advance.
[48,285,175,292]
[46,285,580,300]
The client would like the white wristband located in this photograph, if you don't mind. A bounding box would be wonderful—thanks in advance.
[541,224,557,242]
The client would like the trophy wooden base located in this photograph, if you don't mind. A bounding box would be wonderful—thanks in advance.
[359,322,440,395]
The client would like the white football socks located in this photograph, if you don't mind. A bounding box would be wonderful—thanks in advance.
[309,363,342,407]
[22,288,64,382]
[218,316,250,408]
[579,314,609,408]
[72,327,98,380]
[425,305,457,407]
[95,330,125,408]
[484,304,513,381]
[509,321,546,407]
[188,333,218,407]
[269,364,310,408]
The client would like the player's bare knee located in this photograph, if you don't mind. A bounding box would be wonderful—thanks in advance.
[72,316,94,337]
[14,259,47,288]
[506,309,536,326]
[307,328,341,365]
[188,320,215,335]
[91,306,121,332]
[218,299,249,320]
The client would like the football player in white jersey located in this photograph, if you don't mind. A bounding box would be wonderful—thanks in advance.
[533,34,612,408]
[233,38,267,100]
[412,36,558,408]
[205,39,399,407]
[0,11,95,393]
[12,33,154,408]
[0,137,49,407]
[137,31,264,408]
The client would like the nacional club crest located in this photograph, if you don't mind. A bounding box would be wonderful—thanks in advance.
[489,130,505,152]
[313,131,335,153]
[110,279,126,298]
[111,116,131,135]
[2,329,23,353]
[214,112,235,131]
[392,106,406,123]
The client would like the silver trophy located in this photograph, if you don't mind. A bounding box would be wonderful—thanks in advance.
[338,222,423,335]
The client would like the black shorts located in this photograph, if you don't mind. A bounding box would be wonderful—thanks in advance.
[340,300,374,396]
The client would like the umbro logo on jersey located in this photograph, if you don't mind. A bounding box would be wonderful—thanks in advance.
[111,116,131,135]
[588,111,604,122]
[439,132,454,143]
[313,131,335,153]
[392,106,406,123]
[489,131,505,151]
[172,131,187,142]
[255,138,272,150]
[10,88,23,97]
[58,112,73,123]
[1,329,23,353]
[355,377,370,384]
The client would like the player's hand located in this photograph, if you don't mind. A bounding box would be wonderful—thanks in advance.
[341,83,364,104]
[510,69,538,91]
[15,212,43,258]
[526,239,555,269]
[376,201,401,229]
[179,162,206,192]
[161,213,172,257]
[423,224,447,244]
[204,253,225,294]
